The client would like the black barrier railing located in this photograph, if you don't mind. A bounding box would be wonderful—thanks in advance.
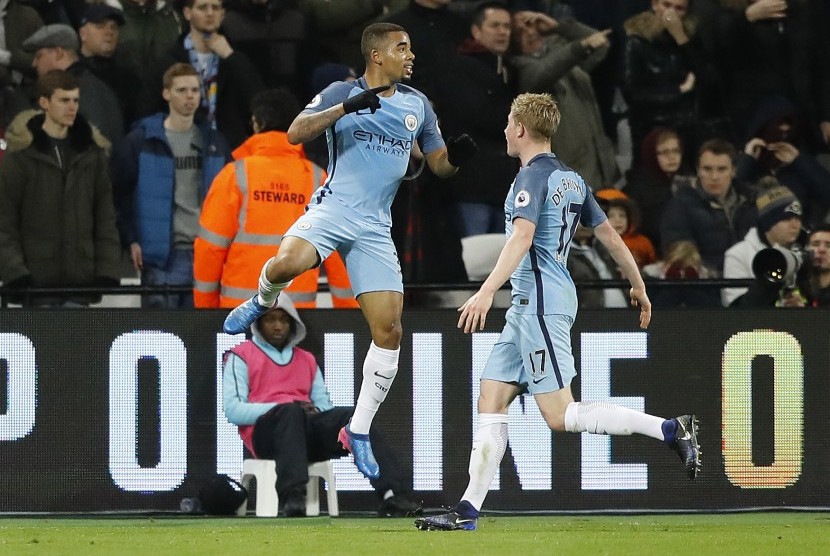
[0,279,760,308]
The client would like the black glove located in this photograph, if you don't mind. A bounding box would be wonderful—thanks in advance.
[446,134,479,167]
[343,85,390,115]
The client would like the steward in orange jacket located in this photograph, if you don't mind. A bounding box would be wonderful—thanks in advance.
[194,89,358,309]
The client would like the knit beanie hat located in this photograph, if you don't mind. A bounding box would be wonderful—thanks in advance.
[756,186,802,234]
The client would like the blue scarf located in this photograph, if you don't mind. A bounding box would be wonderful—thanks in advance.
[184,33,219,129]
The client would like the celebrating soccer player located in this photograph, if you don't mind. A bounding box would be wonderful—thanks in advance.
[415,93,700,532]
[222,23,478,479]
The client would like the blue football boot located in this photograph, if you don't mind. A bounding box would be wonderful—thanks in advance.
[338,424,380,479]
[223,295,272,334]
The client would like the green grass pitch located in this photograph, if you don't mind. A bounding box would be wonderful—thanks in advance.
[1,513,828,556]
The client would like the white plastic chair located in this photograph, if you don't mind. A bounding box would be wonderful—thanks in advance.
[236,459,339,517]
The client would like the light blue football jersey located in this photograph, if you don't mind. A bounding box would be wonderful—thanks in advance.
[505,153,607,318]
[301,77,445,226]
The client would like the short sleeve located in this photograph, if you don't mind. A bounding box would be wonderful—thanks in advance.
[511,165,550,225]
[301,81,355,114]
[418,96,446,154]
[580,188,608,227]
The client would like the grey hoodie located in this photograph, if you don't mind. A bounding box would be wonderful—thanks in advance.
[251,292,307,351]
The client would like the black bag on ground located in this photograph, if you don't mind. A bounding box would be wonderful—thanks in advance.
[198,474,248,515]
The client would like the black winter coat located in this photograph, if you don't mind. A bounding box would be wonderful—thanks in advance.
[660,180,757,273]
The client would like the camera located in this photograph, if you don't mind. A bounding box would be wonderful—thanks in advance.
[752,246,804,289]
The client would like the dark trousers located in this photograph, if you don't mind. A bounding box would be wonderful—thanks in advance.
[251,404,409,498]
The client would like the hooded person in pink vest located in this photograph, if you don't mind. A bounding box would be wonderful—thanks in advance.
[222,293,421,518]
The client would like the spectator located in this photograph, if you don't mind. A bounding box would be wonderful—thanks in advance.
[661,138,757,274]
[622,0,716,157]
[433,1,518,237]
[381,0,469,99]
[298,0,404,70]
[77,4,142,127]
[642,240,721,307]
[510,10,619,189]
[113,0,182,100]
[194,88,358,309]
[736,96,830,227]
[0,70,120,306]
[713,0,830,151]
[567,223,627,309]
[624,126,695,251]
[19,0,86,27]
[553,0,647,140]
[801,224,830,308]
[0,0,43,88]
[21,23,124,144]
[596,188,657,268]
[722,184,803,306]
[222,0,306,95]
[112,63,231,308]
[222,293,422,517]
[141,0,264,149]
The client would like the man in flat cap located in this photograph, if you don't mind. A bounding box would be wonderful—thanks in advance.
[22,23,124,144]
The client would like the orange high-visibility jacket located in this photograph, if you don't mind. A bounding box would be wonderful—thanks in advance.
[193,131,358,309]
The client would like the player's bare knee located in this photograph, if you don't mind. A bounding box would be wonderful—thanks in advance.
[269,253,307,282]
[373,321,402,349]
[477,393,510,415]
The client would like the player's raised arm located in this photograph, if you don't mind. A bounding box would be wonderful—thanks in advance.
[287,85,391,145]
[594,219,651,329]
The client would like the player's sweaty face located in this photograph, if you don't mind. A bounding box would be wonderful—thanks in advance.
[380,32,415,81]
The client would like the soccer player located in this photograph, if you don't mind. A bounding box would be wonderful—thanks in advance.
[415,93,700,532]
[222,23,478,479]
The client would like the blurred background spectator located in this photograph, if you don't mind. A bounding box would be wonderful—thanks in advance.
[0,0,42,90]
[801,224,830,307]
[77,4,142,128]
[432,1,517,238]
[382,0,469,100]
[712,0,830,152]
[661,138,757,275]
[112,63,230,308]
[642,239,720,306]
[510,9,619,189]
[722,183,803,306]
[21,23,124,144]
[595,188,656,268]
[622,0,719,164]
[114,0,182,106]
[222,0,306,97]
[0,69,120,306]
[624,126,695,253]
[735,96,830,227]
[140,0,264,149]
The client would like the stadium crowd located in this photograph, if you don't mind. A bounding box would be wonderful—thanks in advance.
[1,0,829,308]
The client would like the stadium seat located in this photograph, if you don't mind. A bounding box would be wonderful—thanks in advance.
[236,459,339,517]
[461,233,506,280]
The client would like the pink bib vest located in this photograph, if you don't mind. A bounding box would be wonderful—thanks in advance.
[230,341,317,456]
